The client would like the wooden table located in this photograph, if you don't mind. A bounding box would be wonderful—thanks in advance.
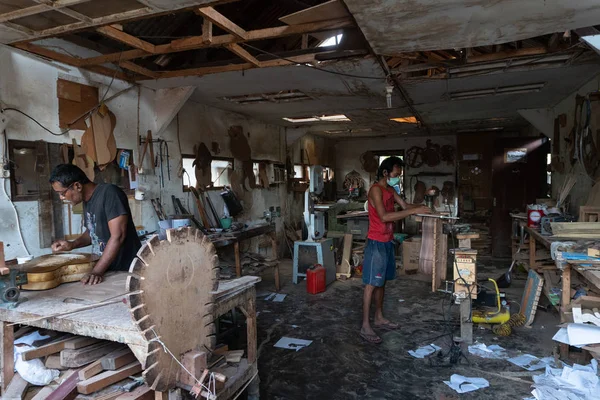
[0,273,261,399]
[212,224,280,291]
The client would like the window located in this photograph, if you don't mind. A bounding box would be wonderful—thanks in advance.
[293,164,304,180]
[182,156,233,190]
[319,34,343,47]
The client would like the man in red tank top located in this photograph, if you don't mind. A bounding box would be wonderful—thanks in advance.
[361,157,431,344]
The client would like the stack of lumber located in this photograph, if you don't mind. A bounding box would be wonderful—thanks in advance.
[551,222,600,239]
[7,330,151,400]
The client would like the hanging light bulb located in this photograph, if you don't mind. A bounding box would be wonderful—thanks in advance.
[385,85,394,108]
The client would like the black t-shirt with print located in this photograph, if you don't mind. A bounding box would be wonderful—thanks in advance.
[83,184,141,272]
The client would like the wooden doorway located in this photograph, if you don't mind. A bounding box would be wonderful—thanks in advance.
[491,137,550,258]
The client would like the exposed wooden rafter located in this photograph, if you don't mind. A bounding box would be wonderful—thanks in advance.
[226,43,260,66]
[196,6,247,40]
[78,17,353,66]
[96,25,156,54]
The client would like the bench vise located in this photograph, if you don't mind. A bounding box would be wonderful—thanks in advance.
[0,269,27,303]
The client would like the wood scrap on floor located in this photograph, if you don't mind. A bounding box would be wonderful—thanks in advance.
[3,373,29,400]
[337,233,353,279]
[218,251,278,279]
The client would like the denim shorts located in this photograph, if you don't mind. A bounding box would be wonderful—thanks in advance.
[362,239,396,287]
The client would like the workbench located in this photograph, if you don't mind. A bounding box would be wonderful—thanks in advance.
[0,272,261,399]
[212,224,280,291]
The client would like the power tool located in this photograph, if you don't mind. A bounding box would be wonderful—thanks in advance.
[0,269,27,303]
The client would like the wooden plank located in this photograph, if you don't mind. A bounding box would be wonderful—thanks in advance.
[78,357,104,381]
[0,4,50,23]
[196,7,247,40]
[22,337,74,361]
[45,354,66,370]
[521,269,544,327]
[46,369,79,400]
[79,17,353,65]
[119,61,159,79]
[31,385,57,400]
[36,140,54,249]
[279,0,349,25]
[63,336,100,350]
[77,362,142,395]
[61,342,123,368]
[226,43,260,67]
[202,20,212,43]
[156,53,320,79]
[1,322,14,392]
[97,26,156,53]
[466,47,549,63]
[115,385,153,399]
[2,373,29,400]
[337,233,352,278]
[100,348,136,371]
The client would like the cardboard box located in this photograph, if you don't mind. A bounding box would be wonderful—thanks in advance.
[402,238,422,272]
[454,260,477,299]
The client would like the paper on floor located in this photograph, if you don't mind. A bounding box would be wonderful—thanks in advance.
[272,294,287,302]
[274,337,313,351]
[552,327,585,348]
[443,374,489,394]
[408,344,441,359]
[508,354,556,371]
[468,343,509,359]
[530,359,599,400]
[556,323,600,347]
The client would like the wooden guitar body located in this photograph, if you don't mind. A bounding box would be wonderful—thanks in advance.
[13,253,98,291]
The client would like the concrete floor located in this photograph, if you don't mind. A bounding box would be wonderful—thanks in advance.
[252,259,560,400]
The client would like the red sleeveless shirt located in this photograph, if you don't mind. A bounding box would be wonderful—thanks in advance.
[367,183,395,242]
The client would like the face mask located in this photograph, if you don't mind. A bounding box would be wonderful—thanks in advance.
[387,176,400,187]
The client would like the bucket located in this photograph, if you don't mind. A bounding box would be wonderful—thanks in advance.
[158,220,172,240]
[172,218,191,229]
[220,217,232,230]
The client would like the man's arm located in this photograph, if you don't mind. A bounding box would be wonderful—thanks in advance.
[370,186,430,223]
[393,192,423,210]
[51,231,91,252]
[82,215,128,285]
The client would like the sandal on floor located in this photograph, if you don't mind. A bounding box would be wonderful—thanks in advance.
[374,322,400,331]
[360,332,382,344]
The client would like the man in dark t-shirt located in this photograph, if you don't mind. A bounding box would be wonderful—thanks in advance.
[49,164,141,285]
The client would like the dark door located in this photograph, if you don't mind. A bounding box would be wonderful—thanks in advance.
[491,137,549,258]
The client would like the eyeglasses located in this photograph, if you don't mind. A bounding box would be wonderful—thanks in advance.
[56,182,75,198]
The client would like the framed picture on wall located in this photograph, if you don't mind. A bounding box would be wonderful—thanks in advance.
[505,148,527,163]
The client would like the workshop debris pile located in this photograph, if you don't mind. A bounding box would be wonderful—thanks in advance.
[7,328,246,399]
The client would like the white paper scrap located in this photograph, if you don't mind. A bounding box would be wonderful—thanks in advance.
[274,337,313,351]
[531,360,599,399]
[272,294,287,302]
[566,323,600,346]
[552,327,584,348]
[408,344,441,359]
[508,354,556,371]
[443,374,489,394]
[468,342,509,359]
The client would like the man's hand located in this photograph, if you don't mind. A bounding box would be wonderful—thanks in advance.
[51,240,73,253]
[412,205,433,215]
[81,273,103,285]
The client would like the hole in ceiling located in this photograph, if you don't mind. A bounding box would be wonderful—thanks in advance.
[449,83,546,100]
[283,114,351,123]
[390,116,418,124]
[222,90,312,105]
[319,34,344,47]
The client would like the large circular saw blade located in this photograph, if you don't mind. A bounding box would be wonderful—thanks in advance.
[126,227,219,392]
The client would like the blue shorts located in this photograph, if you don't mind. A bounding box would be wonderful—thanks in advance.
[362,239,396,287]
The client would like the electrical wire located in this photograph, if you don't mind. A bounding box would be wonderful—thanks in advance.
[239,42,387,80]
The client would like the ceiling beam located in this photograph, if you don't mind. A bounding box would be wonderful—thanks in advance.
[120,61,159,78]
[196,6,247,40]
[202,19,212,44]
[152,53,322,79]
[226,43,260,66]
[97,25,156,53]
[78,17,353,66]
[0,4,49,23]
[466,46,548,63]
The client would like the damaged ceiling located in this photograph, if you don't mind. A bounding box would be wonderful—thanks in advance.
[344,0,600,54]
[1,0,600,138]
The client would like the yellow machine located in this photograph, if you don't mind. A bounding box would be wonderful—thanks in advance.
[471,279,511,325]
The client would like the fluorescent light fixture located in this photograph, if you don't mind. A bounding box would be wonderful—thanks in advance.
[390,116,418,124]
[449,83,545,100]
[581,34,600,56]
[283,114,350,123]
[223,90,311,105]
[319,34,343,47]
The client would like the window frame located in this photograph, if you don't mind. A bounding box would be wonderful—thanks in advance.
[182,154,235,191]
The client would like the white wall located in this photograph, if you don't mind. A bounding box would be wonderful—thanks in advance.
[0,47,287,260]
[519,73,600,215]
